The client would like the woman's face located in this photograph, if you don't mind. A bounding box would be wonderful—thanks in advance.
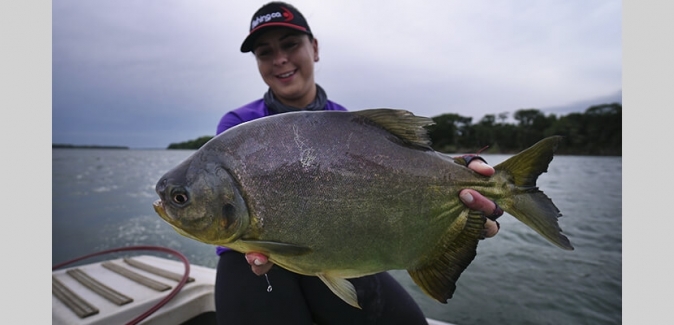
[252,28,319,108]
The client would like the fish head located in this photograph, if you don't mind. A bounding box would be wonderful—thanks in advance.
[153,154,249,245]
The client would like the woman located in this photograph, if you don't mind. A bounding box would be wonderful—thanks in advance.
[214,2,503,324]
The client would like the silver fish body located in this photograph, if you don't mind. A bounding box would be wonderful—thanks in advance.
[154,109,573,308]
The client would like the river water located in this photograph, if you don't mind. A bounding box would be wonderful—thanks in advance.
[52,149,621,325]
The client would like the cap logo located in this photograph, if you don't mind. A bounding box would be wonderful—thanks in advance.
[250,6,294,30]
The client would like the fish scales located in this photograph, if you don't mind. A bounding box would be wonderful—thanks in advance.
[221,111,467,271]
[154,108,573,308]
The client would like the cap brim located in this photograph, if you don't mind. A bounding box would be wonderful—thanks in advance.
[240,23,310,53]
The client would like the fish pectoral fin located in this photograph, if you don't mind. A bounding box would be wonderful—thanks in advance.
[407,210,484,303]
[237,240,312,256]
[317,273,361,309]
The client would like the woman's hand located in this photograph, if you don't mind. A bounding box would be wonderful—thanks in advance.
[460,158,502,238]
[244,157,503,275]
[245,252,273,276]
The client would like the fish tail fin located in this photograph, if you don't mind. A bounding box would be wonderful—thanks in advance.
[495,136,574,250]
[407,210,484,303]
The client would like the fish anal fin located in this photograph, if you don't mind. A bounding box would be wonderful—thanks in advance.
[317,274,361,309]
[237,240,312,256]
[407,211,484,303]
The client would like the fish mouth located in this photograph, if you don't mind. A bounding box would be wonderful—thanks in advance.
[153,200,172,223]
[153,199,213,232]
[153,199,207,242]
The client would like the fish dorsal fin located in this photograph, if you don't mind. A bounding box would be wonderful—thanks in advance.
[354,109,434,149]
[236,240,312,256]
[407,210,484,303]
[317,273,361,309]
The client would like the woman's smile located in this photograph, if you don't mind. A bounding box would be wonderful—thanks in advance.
[276,69,297,80]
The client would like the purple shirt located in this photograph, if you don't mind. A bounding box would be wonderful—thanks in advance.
[216,98,348,135]
[215,98,348,255]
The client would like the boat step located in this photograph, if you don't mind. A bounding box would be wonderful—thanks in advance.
[66,268,133,306]
[124,257,195,283]
[102,261,172,291]
[52,275,99,319]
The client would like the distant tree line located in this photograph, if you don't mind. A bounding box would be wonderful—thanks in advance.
[167,136,214,149]
[168,103,621,156]
[426,103,621,156]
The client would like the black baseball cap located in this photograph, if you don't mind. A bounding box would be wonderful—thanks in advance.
[240,2,313,53]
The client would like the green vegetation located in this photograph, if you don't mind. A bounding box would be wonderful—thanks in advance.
[427,103,621,156]
[167,136,214,149]
[170,103,622,156]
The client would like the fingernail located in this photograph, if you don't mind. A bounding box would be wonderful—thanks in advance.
[460,191,473,204]
[254,258,263,266]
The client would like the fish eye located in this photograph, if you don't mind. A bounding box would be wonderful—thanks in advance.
[171,189,189,206]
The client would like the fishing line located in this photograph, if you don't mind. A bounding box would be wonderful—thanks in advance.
[264,274,273,292]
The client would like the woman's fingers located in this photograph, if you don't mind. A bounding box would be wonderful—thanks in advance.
[245,252,273,275]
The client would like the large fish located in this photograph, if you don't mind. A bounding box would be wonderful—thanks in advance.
[153,109,573,308]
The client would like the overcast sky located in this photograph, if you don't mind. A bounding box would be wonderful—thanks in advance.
[52,0,622,148]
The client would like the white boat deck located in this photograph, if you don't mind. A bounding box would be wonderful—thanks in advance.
[52,255,216,325]
[52,253,454,325]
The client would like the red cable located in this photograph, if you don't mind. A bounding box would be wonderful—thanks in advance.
[52,245,191,325]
